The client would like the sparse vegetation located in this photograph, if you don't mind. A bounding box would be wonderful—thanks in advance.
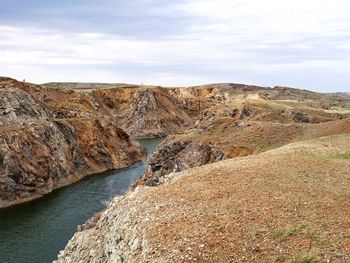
[276,254,286,262]
[274,226,299,241]
[2,77,350,262]
[334,152,350,160]
[276,223,324,244]
[253,228,268,238]
[306,227,321,244]
[291,251,317,263]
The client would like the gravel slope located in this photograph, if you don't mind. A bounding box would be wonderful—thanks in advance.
[55,134,350,263]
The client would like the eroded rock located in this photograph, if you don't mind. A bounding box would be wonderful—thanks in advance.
[137,140,225,186]
[0,78,145,208]
[0,118,143,208]
[0,88,47,125]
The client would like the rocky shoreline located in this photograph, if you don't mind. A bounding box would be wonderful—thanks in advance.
[0,76,210,207]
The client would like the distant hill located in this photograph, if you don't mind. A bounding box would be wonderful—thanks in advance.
[42,82,133,89]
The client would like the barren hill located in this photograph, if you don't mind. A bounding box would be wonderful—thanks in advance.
[56,134,350,263]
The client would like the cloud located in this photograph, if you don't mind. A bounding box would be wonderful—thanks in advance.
[0,0,350,91]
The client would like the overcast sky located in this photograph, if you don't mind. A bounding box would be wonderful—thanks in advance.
[1,0,350,92]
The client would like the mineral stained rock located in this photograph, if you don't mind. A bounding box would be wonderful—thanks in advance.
[0,118,143,208]
[0,78,144,208]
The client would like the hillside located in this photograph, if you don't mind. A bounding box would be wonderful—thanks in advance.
[0,77,350,262]
[56,134,350,262]
[49,80,350,263]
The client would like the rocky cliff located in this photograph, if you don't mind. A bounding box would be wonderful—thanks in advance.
[2,79,350,196]
[0,78,144,208]
[139,140,225,186]
[15,82,197,139]
[0,118,143,208]
[4,78,348,139]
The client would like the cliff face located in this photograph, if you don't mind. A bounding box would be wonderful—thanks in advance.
[0,87,48,125]
[139,140,225,186]
[114,88,194,138]
[0,79,143,208]
[16,83,197,139]
[0,117,143,208]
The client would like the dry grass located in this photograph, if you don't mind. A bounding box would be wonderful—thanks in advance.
[291,251,317,263]
[274,226,300,241]
[334,152,350,160]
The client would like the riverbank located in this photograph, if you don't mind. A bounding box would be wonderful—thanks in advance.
[55,134,350,263]
[0,138,163,263]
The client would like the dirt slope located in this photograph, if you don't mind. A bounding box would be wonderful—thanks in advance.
[55,134,350,263]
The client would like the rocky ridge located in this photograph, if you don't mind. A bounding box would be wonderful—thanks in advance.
[139,140,225,186]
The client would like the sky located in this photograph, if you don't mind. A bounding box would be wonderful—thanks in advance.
[1,0,350,92]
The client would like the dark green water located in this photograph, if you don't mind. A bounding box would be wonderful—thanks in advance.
[0,138,163,263]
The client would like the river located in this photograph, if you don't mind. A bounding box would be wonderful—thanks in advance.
[0,138,163,263]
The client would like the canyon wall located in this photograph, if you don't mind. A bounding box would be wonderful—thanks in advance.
[0,79,144,208]
[1,77,349,207]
